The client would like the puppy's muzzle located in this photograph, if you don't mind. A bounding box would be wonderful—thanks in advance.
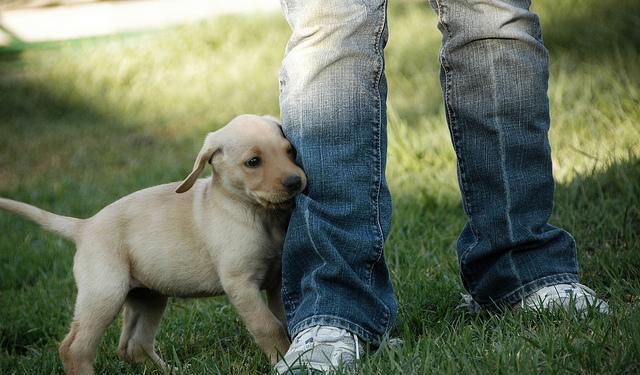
[282,175,303,194]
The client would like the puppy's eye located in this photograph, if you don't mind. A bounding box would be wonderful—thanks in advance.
[245,157,261,168]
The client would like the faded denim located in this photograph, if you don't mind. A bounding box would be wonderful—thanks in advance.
[278,0,579,343]
[429,0,579,307]
[279,0,394,344]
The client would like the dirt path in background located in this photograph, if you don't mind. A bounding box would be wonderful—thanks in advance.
[0,0,280,46]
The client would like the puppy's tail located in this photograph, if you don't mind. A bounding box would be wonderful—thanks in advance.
[0,197,81,241]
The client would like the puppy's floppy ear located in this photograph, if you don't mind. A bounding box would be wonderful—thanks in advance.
[262,115,281,125]
[262,115,286,137]
[175,132,222,193]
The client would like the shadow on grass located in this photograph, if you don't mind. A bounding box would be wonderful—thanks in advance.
[0,70,131,130]
[0,70,201,201]
[554,155,640,288]
[537,0,640,59]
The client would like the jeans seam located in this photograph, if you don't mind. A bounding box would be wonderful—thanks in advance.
[366,0,388,289]
[365,0,391,332]
[303,203,327,316]
[438,1,475,224]
[436,0,479,286]
[433,0,451,39]
[281,278,295,314]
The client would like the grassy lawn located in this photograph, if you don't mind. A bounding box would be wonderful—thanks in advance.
[1,0,639,373]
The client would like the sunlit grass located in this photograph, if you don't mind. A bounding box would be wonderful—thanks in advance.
[1,0,639,373]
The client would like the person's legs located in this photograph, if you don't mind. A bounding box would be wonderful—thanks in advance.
[429,0,580,307]
[279,0,396,346]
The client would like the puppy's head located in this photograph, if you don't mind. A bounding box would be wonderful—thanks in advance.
[176,115,306,209]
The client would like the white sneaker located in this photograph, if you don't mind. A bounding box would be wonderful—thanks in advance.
[519,282,610,315]
[459,283,609,316]
[274,325,363,374]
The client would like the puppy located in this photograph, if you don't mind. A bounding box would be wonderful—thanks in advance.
[0,114,306,374]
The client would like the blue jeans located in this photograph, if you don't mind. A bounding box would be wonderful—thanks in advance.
[279,0,579,344]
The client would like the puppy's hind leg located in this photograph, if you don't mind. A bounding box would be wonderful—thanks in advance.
[59,267,129,375]
[118,289,168,371]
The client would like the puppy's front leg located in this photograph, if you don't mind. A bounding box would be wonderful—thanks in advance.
[222,277,290,364]
[266,281,287,331]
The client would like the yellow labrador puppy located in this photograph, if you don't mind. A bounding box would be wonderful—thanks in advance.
[0,114,306,374]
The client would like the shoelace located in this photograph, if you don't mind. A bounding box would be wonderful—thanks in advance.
[568,283,597,297]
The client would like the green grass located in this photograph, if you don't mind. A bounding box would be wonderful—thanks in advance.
[1,0,639,373]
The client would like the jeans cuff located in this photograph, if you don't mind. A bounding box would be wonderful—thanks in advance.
[289,315,383,346]
[482,272,580,308]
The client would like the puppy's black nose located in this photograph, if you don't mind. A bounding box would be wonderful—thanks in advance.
[283,175,302,192]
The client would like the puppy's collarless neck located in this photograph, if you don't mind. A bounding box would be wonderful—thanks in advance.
[204,181,261,222]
